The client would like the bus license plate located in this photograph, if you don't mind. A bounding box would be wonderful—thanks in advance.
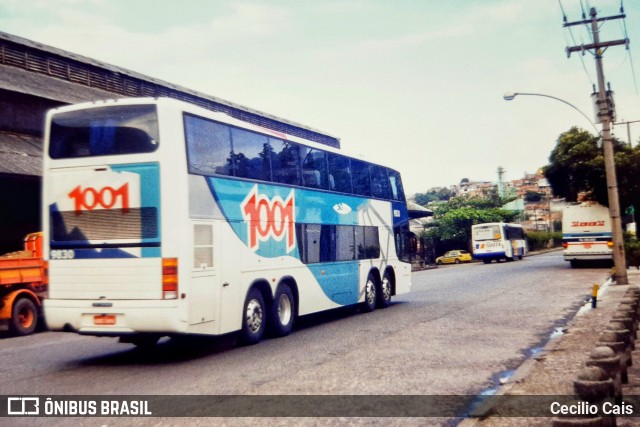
[583,243,593,249]
[94,315,116,325]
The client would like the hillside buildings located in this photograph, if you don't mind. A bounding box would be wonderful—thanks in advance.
[431,170,565,233]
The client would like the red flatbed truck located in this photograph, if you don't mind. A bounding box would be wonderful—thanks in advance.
[0,232,47,336]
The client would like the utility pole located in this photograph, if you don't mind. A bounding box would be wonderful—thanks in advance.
[613,119,640,146]
[565,7,629,284]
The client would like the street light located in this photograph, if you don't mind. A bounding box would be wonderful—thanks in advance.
[504,91,628,284]
[503,92,600,136]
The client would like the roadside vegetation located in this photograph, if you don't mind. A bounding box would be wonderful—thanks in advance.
[420,192,518,255]
[415,126,640,260]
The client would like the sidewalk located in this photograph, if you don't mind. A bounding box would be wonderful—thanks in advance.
[461,269,640,427]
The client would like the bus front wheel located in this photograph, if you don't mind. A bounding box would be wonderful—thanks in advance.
[240,288,266,345]
[270,284,295,338]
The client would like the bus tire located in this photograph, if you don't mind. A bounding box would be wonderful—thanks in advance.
[377,273,392,308]
[10,297,39,336]
[270,284,295,338]
[240,288,266,345]
[362,274,377,312]
[483,259,491,264]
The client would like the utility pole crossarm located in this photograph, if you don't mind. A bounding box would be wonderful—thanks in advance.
[563,13,625,27]
[566,39,629,56]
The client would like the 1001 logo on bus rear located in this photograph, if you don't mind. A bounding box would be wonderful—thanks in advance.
[68,183,130,212]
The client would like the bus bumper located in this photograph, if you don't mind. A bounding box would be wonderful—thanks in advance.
[44,299,183,335]
[563,253,612,262]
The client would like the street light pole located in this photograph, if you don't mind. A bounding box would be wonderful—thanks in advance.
[503,92,600,136]
[504,90,628,284]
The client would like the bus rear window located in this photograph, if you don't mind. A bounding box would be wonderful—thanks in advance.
[473,225,501,241]
[49,105,159,158]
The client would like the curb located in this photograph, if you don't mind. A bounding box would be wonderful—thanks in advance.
[458,273,618,427]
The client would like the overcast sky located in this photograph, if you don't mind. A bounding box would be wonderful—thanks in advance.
[1,0,639,196]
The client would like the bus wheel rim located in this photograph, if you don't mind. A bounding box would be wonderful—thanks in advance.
[381,277,391,302]
[366,279,376,305]
[246,299,263,334]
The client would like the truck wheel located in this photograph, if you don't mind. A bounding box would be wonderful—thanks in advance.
[10,297,38,336]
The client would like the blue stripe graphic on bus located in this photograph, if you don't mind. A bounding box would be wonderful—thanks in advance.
[307,263,359,305]
[49,162,161,259]
[206,176,368,305]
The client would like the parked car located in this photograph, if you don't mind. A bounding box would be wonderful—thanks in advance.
[435,250,472,265]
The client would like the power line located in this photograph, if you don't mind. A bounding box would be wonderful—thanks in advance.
[557,0,595,86]
[619,0,640,114]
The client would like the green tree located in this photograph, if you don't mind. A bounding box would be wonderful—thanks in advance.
[543,126,640,225]
[425,195,518,253]
[413,187,455,206]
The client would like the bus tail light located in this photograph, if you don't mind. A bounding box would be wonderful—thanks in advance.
[607,241,614,248]
[562,242,568,249]
[162,258,178,299]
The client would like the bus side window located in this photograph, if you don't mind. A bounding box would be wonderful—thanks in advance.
[271,140,302,186]
[393,224,411,262]
[327,153,352,194]
[351,159,372,197]
[388,169,404,201]
[184,115,232,176]
[301,148,328,190]
[336,225,356,261]
[230,127,271,181]
[370,165,391,199]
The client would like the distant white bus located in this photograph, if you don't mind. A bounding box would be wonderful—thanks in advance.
[562,203,613,268]
[42,97,412,347]
[471,223,527,264]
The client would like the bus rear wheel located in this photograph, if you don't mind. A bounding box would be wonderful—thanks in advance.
[270,284,295,338]
[10,297,38,336]
[362,274,377,312]
[240,288,266,345]
[377,273,392,308]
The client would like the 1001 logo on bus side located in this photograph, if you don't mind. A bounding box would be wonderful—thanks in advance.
[241,186,295,253]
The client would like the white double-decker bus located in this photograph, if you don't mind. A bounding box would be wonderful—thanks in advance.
[471,222,527,264]
[42,97,412,346]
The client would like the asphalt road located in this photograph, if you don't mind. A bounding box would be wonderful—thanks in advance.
[0,251,611,426]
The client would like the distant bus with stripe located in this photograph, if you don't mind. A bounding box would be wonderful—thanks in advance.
[42,97,412,347]
[562,202,613,268]
[471,223,527,263]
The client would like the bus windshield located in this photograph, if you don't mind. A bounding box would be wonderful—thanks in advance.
[473,224,501,241]
[49,105,159,159]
